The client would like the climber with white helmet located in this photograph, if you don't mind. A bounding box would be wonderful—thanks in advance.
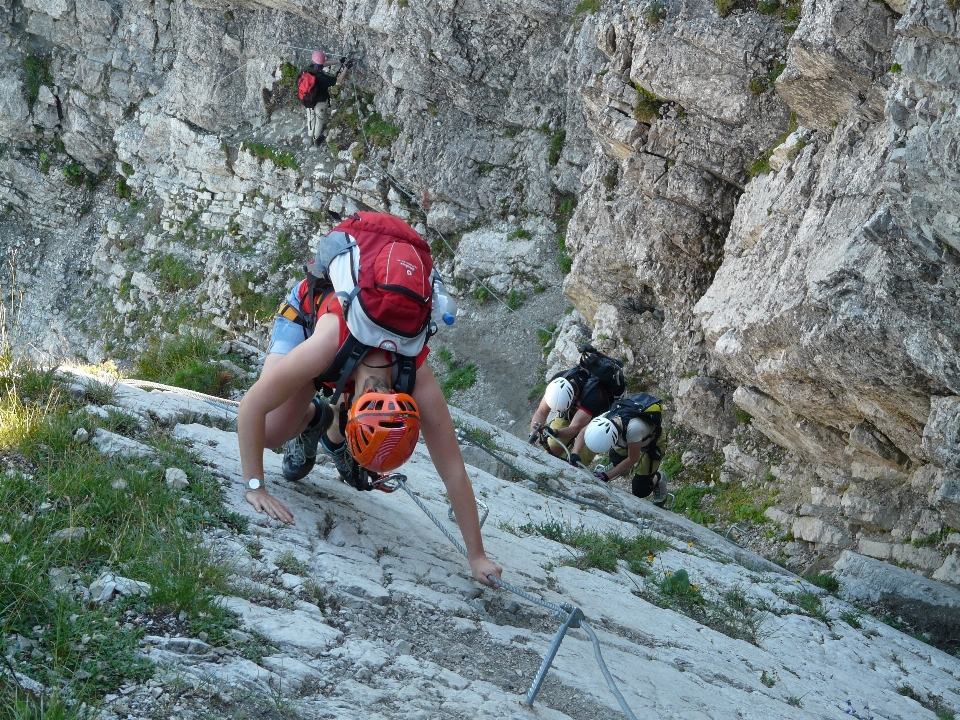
[528,346,625,465]
[295,49,351,146]
[576,392,669,507]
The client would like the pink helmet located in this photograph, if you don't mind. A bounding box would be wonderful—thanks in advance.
[312,50,326,65]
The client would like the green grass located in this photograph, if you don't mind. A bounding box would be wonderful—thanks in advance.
[840,609,863,628]
[229,269,283,324]
[240,141,299,171]
[508,227,532,241]
[517,519,667,575]
[21,52,52,108]
[788,589,830,624]
[646,572,769,644]
[803,572,840,594]
[647,1,666,24]
[536,324,557,347]
[363,113,401,147]
[572,0,600,17]
[0,351,239,713]
[548,129,566,166]
[506,289,527,311]
[473,284,489,305]
[436,348,478,399]
[274,551,310,576]
[555,193,577,275]
[114,175,132,199]
[633,85,662,123]
[715,0,736,16]
[270,230,297,272]
[134,330,236,398]
[151,254,201,292]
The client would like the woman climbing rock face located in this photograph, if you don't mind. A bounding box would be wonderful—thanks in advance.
[236,212,502,588]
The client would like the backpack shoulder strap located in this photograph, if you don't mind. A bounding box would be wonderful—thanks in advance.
[314,334,370,406]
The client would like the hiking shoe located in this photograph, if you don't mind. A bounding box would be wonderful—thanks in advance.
[281,400,333,481]
[652,470,669,507]
[323,436,361,488]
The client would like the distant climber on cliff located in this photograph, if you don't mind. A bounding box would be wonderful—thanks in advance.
[577,392,669,506]
[296,50,351,145]
[236,212,502,588]
[528,344,625,463]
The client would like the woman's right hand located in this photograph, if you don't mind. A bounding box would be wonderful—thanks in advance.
[245,487,295,525]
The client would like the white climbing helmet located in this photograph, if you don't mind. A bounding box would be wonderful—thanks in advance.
[544,377,576,412]
[584,416,620,453]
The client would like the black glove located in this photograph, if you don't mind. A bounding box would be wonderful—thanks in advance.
[569,453,581,467]
[595,471,609,482]
[340,56,347,64]
[346,59,355,69]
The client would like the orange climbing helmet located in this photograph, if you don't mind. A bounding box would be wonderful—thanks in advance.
[345,389,421,472]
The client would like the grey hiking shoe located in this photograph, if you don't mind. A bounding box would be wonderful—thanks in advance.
[322,436,362,488]
[282,400,333,481]
[652,470,669,507]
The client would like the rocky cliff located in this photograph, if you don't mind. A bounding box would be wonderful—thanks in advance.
[2,0,960,609]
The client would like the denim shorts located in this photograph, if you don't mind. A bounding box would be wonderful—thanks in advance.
[267,284,310,355]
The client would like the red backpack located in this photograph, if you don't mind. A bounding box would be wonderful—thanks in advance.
[283,213,437,403]
[297,71,323,107]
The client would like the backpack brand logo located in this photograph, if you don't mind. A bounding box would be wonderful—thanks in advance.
[398,258,418,276]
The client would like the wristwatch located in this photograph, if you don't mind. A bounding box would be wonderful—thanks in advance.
[245,478,262,491]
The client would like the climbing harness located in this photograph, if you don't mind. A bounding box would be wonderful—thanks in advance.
[380,471,638,719]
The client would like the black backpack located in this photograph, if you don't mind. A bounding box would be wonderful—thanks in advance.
[608,392,664,456]
[576,344,626,402]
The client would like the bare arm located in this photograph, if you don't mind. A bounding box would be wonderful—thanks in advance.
[529,398,551,434]
[415,364,502,587]
[606,442,643,480]
[552,407,591,442]
[237,314,341,523]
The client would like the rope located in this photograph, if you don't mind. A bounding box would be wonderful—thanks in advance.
[393,474,638,717]
[119,379,240,414]
[344,79,555,336]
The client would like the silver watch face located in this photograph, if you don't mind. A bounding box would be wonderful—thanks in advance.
[246,478,261,491]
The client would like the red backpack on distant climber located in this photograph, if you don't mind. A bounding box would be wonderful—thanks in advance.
[297,71,320,107]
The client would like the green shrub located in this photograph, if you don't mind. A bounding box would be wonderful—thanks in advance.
[715,0,737,17]
[115,175,132,199]
[21,52,52,108]
[555,193,577,274]
[62,163,85,187]
[548,129,566,165]
[363,113,401,147]
[757,0,780,13]
[890,63,902,73]
[506,289,526,310]
[633,85,662,123]
[473,284,489,305]
[441,363,477,399]
[508,227,532,241]
[647,1,667,24]
[748,78,767,96]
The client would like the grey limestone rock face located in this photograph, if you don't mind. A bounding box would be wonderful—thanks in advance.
[775,0,896,131]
